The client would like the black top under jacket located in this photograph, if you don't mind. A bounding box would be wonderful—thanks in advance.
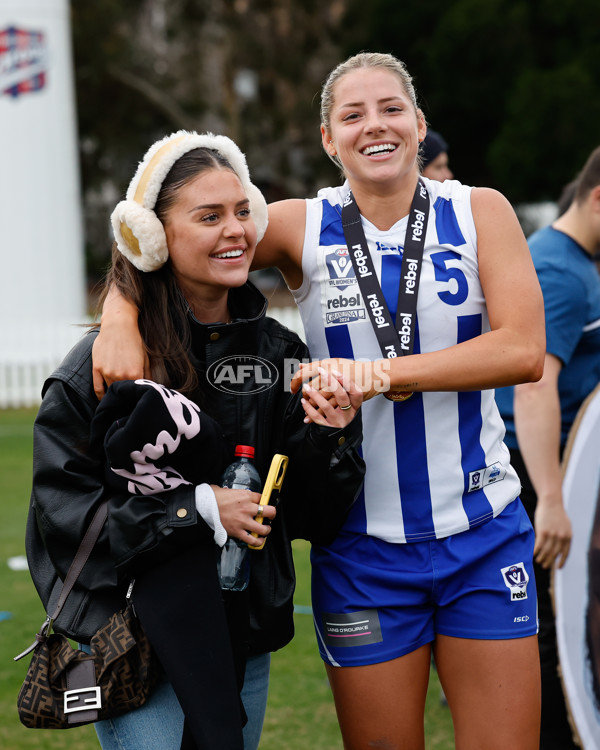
[26,281,365,651]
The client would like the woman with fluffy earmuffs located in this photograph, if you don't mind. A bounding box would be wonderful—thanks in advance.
[26,131,365,750]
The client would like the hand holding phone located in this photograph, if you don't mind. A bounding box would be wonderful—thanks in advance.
[250,454,289,550]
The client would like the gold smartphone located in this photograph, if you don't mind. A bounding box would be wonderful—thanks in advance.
[250,454,289,550]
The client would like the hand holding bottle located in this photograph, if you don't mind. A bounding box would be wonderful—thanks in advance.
[217,446,275,591]
[212,484,276,546]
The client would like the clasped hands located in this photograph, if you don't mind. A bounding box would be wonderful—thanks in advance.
[290,358,390,424]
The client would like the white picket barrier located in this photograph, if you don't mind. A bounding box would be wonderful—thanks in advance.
[0,307,304,410]
[0,320,88,409]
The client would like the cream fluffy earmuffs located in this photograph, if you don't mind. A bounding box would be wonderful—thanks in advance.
[111,130,269,272]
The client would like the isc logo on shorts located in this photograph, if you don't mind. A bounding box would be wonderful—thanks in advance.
[500,562,529,601]
[322,609,383,647]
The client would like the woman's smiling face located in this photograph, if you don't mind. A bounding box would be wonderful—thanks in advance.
[322,67,426,188]
[163,167,257,305]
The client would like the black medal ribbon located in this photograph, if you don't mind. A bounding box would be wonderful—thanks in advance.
[341,179,430,401]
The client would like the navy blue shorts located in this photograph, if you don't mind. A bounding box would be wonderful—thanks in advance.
[311,499,538,667]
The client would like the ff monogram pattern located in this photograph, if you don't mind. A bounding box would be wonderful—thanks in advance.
[17,604,160,729]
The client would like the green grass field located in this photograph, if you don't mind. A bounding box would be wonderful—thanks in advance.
[0,407,454,749]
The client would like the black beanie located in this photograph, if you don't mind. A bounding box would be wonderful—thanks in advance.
[421,130,448,167]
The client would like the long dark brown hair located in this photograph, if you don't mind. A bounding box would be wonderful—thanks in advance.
[98,147,236,392]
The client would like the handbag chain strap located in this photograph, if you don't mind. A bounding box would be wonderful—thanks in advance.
[14,500,109,661]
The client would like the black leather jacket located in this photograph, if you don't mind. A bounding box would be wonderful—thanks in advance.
[26,282,365,655]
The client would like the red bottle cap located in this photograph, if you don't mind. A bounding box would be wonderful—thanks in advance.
[234,445,255,459]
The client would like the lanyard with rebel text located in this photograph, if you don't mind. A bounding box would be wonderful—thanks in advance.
[341,179,430,401]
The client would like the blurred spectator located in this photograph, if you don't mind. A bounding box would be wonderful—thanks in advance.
[496,144,600,750]
[421,129,453,182]
[556,178,578,217]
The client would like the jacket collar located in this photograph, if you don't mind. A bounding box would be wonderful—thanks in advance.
[187,280,267,330]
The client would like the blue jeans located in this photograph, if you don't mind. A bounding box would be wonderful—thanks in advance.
[239,652,271,750]
[92,652,271,750]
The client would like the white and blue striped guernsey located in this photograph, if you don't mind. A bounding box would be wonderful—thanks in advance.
[292,177,521,544]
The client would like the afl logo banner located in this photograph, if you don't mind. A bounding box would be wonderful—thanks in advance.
[207,355,279,395]
[0,27,48,99]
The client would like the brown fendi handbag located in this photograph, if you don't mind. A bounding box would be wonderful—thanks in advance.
[14,501,161,729]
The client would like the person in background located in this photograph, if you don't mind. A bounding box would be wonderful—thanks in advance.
[92,52,545,749]
[420,128,453,182]
[26,131,364,750]
[556,177,578,218]
[495,144,600,750]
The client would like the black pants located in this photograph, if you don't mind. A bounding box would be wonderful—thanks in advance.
[509,448,577,750]
[133,544,247,750]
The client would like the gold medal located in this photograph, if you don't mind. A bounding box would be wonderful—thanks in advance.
[384,391,413,402]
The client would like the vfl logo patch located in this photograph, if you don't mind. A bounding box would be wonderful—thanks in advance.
[322,609,383,647]
[501,562,529,601]
[325,247,357,289]
[0,27,48,99]
[468,462,506,492]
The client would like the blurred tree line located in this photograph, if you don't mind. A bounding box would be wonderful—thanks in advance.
[71,0,600,282]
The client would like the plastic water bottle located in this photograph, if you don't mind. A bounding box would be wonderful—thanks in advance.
[218,445,262,591]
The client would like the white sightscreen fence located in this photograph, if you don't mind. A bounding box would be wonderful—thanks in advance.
[0,0,86,408]
[0,308,303,408]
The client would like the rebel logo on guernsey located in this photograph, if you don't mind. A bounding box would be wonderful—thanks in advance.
[322,609,383,647]
[327,292,361,310]
[0,27,48,99]
[501,562,529,601]
[325,292,365,326]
